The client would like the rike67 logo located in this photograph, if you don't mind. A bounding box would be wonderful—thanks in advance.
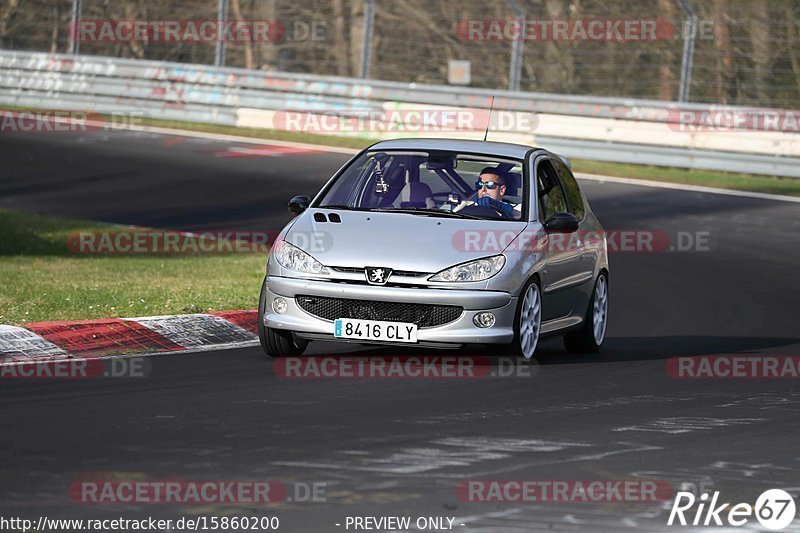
[668,489,796,530]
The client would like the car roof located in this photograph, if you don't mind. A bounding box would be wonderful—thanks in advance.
[367,138,539,160]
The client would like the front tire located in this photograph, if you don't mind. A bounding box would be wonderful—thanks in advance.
[514,278,543,359]
[564,271,608,353]
[258,278,308,358]
[478,278,542,359]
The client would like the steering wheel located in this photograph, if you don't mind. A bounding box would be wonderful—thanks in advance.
[487,202,512,218]
[457,191,514,218]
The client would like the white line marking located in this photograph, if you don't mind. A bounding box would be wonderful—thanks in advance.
[576,172,800,204]
[613,417,764,434]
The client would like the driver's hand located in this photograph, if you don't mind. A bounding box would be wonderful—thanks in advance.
[476,196,493,208]
[477,196,514,216]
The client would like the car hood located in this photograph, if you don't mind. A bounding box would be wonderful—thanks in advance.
[284,209,528,273]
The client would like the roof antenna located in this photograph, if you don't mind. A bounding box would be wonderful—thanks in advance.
[483,96,495,142]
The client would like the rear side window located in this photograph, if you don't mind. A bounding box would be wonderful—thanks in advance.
[552,159,585,220]
[536,160,567,222]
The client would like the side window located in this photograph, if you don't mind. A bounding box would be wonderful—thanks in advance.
[552,159,585,220]
[536,160,567,222]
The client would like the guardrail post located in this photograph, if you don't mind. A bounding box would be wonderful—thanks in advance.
[215,0,230,67]
[69,0,81,54]
[677,0,696,102]
[359,0,375,78]
[506,0,524,92]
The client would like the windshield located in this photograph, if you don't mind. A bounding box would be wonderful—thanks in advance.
[316,150,526,220]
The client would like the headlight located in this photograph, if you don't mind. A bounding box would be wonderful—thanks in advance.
[273,240,329,275]
[429,255,506,282]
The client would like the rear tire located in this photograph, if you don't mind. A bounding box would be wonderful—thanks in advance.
[258,278,308,358]
[564,271,608,353]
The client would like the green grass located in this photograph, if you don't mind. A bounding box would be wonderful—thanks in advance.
[0,210,264,326]
[571,158,800,197]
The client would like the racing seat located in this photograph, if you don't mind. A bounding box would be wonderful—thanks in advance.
[399,181,435,209]
[504,172,522,202]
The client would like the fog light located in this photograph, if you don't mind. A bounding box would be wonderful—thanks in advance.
[272,297,288,314]
[473,312,495,328]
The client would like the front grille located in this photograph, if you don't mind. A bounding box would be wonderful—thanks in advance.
[296,295,462,328]
[331,266,428,277]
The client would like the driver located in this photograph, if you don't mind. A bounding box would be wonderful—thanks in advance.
[475,167,515,218]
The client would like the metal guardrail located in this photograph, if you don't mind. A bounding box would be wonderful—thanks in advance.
[1,49,799,178]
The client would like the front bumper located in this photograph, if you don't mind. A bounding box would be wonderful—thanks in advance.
[263,276,517,346]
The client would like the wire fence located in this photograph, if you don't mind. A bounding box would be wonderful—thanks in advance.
[2,0,799,109]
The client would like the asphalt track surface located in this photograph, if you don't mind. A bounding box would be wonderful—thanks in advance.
[2,128,800,532]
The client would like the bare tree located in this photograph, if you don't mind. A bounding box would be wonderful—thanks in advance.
[254,0,278,70]
[657,0,677,100]
[330,0,350,76]
[747,0,770,103]
[0,0,20,46]
[711,0,734,103]
[786,3,800,97]
[229,0,253,68]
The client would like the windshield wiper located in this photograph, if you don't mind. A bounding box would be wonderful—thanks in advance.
[375,207,482,219]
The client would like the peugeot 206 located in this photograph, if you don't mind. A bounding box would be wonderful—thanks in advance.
[258,139,609,359]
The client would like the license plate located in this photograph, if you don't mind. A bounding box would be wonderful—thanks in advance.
[334,318,418,343]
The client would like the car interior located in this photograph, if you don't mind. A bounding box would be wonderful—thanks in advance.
[356,152,524,218]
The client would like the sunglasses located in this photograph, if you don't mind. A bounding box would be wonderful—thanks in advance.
[475,180,502,190]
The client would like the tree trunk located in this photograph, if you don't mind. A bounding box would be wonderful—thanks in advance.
[657,0,677,100]
[748,0,770,103]
[231,0,254,69]
[330,0,350,76]
[0,0,19,45]
[786,3,800,97]
[349,0,364,78]
[712,0,734,104]
[539,0,574,94]
[254,0,278,70]
[50,5,58,53]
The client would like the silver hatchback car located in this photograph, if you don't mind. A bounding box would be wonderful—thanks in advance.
[259,139,609,359]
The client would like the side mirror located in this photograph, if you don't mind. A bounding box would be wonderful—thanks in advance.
[288,195,311,216]
[544,212,579,233]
